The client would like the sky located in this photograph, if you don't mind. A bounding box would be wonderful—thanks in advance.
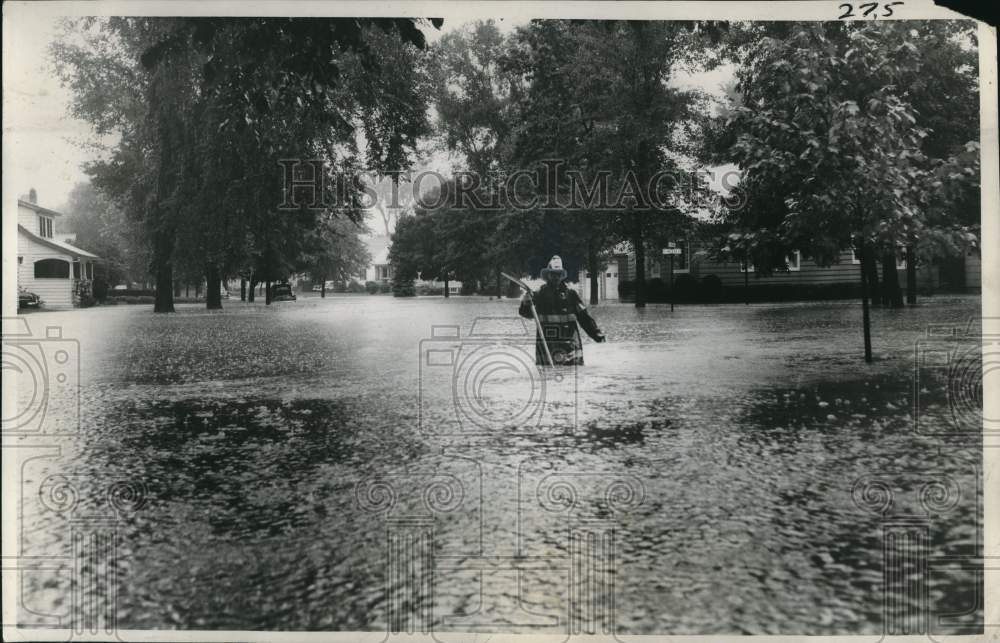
[3,8,735,213]
[4,11,97,211]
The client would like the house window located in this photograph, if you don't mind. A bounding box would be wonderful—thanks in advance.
[787,251,801,271]
[37,216,53,238]
[739,259,755,273]
[34,258,70,278]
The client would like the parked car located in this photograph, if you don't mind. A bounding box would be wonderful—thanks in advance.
[312,284,323,292]
[271,283,297,302]
[17,287,42,309]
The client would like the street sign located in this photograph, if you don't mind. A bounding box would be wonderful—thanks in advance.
[662,248,682,255]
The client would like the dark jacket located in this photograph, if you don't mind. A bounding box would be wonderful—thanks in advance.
[518,282,603,365]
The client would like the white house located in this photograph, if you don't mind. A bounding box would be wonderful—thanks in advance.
[362,234,393,284]
[16,191,101,308]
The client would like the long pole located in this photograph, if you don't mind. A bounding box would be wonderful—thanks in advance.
[744,252,749,305]
[526,295,555,368]
[501,272,555,368]
[669,255,674,312]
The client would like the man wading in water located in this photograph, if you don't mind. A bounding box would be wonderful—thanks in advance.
[518,255,605,366]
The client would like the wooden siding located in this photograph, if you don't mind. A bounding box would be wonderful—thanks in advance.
[620,245,971,292]
[18,203,39,230]
[17,231,75,307]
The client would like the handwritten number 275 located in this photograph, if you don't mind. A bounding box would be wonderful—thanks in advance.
[838,2,904,19]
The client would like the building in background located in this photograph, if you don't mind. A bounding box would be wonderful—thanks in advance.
[16,189,101,308]
[362,234,393,284]
[610,237,981,304]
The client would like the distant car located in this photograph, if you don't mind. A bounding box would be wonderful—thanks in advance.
[18,288,42,309]
[271,283,297,302]
[312,285,323,292]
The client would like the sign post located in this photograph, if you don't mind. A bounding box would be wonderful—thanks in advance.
[663,244,681,312]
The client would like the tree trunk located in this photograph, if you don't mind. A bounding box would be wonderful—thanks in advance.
[247,277,256,303]
[633,213,646,308]
[320,277,326,299]
[173,281,181,297]
[240,278,247,301]
[588,237,600,305]
[496,270,502,299]
[154,262,175,313]
[205,264,222,310]
[859,240,873,363]
[881,251,903,308]
[906,245,917,305]
[862,243,880,307]
[265,280,272,305]
[152,232,175,313]
[444,276,450,298]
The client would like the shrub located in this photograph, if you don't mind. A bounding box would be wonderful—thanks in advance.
[378,282,392,294]
[109,295,155,305]
[108,288,155,297]
[393,282,416,297]
[92,278,109,302]
[700,275,723,302]
[646,278,669,301]
[673,274,698,301]
[415,284,444,296]
[365,281,379,294]
[348,281,366,293]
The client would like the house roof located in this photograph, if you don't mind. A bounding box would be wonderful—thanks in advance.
[18,224,101,259]
[18,199,64,218]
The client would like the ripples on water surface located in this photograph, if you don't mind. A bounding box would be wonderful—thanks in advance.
[14,294,982,633]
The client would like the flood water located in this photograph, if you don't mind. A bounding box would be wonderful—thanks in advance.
[11,294,983,634]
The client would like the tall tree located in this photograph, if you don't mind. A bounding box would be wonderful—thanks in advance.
[303,215,372,297]
[715,21,980,361]
[53,17,437,312]
[508,20,703,306]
